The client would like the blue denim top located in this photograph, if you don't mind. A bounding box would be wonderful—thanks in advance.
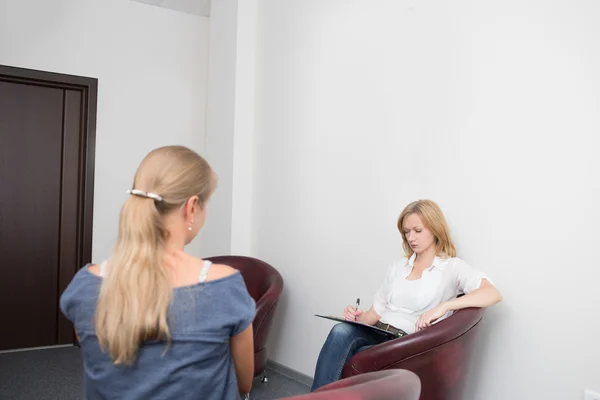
[60,262,255,400]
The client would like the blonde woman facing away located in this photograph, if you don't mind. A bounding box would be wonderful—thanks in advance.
[60,146,255,399]
[311,199,502,391]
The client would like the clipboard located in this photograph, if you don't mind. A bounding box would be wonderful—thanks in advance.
[314,314,401,338]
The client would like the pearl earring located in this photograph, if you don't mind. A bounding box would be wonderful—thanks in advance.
[188,220,194,231]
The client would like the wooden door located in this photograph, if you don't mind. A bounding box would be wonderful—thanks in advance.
[0,65,97,350]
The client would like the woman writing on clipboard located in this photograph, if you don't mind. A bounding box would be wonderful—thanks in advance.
[310,199,502,391]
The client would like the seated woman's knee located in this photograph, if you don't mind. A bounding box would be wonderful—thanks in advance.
[329,323,356,339]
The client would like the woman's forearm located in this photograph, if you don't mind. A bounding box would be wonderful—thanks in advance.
[358,307,381,325]
[446,279,502,311]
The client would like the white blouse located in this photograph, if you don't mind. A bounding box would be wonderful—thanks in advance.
[372,253,491,334]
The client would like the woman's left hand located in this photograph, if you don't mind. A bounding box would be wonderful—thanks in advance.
[415,302,449,332]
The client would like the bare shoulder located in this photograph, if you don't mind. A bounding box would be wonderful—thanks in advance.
[88,263,101,276]
[206,263,238,281]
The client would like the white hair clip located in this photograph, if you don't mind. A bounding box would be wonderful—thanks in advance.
[126,189,164,202]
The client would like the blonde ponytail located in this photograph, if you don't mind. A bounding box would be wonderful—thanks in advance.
[95,146,216,364]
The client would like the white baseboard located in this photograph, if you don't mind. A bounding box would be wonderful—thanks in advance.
[0,344,74,355]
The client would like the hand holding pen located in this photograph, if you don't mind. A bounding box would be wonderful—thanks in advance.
[343,298,361,321]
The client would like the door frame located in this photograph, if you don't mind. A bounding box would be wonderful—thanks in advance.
[0,64,97,344]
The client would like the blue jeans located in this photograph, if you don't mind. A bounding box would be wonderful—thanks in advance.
[310,323,392,391]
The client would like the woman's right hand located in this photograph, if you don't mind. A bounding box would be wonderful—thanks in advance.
[343,305,362,321]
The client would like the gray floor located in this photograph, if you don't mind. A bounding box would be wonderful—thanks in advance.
[0,346,310,400]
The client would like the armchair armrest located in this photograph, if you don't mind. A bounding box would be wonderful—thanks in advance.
[253,276,283,345]
[287,370,421,400]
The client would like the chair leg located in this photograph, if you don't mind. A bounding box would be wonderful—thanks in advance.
[261,372,268,383]
[74,329,80,348]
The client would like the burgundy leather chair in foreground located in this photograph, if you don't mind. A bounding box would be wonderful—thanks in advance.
[206,256,283,380]
[282,370,421,400]
[342,307,486,400]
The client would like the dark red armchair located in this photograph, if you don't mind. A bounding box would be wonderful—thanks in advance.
[342,307,486,400]
[282,370,421,400]
[206,256,283,380]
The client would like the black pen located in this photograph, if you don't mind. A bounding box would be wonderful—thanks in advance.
[355,298,360,321]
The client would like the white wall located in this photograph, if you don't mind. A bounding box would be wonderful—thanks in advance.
[202,0,238,257]
[253,1,600,399]
[230,0,258,256]
[0,0,209,261]
[202,0,258,257]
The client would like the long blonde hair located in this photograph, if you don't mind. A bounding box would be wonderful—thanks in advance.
[95,146,216,364]
[397,199,457,258]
